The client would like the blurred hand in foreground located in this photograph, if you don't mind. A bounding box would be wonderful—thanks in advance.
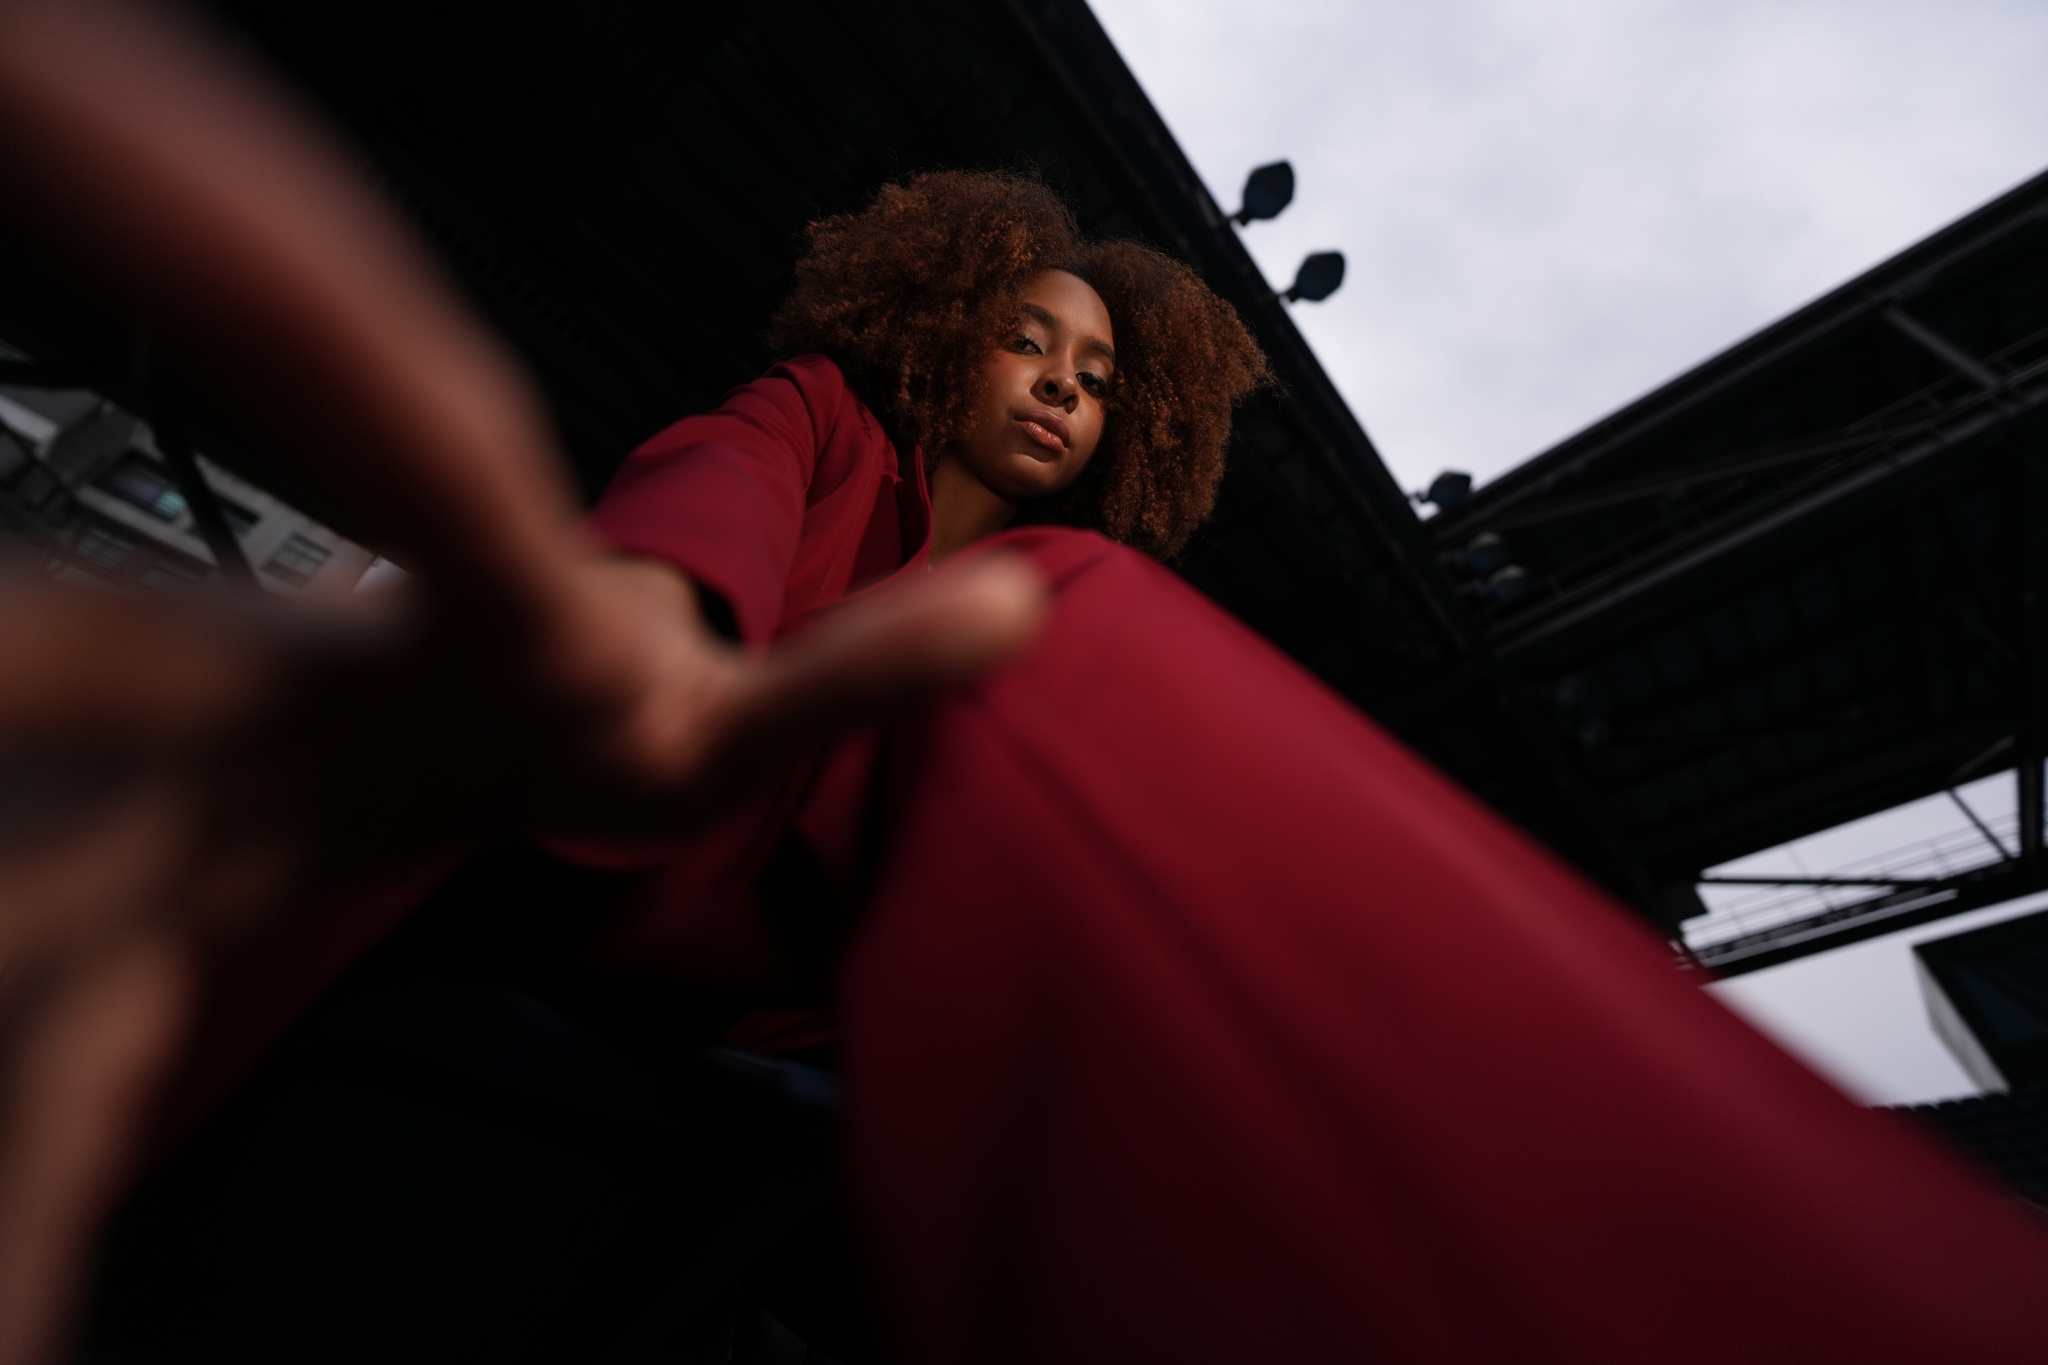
[0,1,1044,1361]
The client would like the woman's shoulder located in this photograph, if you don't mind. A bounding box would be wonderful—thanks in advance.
[768,352,847,388]
[753,354,893,456]
[619,356,891,476]
[739,353,847,412]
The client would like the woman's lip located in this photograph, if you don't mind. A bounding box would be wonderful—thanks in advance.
[1016,411,1070,452]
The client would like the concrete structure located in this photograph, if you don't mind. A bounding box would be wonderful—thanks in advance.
[1916,908,2048,1091]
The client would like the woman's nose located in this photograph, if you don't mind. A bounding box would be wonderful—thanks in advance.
[1039,374,1075,407]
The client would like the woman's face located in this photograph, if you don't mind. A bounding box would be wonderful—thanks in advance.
[951,269,1116,503]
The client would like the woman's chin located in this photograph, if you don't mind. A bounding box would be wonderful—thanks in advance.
[994,458,1078,502]
[1002,479,1071,508]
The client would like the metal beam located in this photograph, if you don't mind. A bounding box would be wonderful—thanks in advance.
[1436,170,2048,534]
[1698,888,1963,971]
[1456,430,1878,536]
[1951,734,2016,785]
[2015,758,2040,871]
[1699,853,2048,975]
[1492,354,2048,658]
[1885,306,2003,390]
[154,418,256,588]
[2019,443,2048,870]
[1947,788,2015,861]
[1698,875,1949,887]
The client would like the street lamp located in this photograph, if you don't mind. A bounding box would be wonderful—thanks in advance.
[1283,251,1345,303]
[1232,161,1295,225]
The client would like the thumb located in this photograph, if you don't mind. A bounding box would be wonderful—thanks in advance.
[704,550,1047,786]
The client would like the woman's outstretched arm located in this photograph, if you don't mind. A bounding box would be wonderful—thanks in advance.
[0,3,1039,1360]
[0,0,1043,829]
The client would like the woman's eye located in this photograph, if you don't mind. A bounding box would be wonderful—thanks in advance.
[1080,372,1108,395]
[1011,334,1042,354]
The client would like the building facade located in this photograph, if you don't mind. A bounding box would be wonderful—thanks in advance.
[0,368,372,593]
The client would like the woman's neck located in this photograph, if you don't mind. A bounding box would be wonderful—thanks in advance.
[928,451,1020,563]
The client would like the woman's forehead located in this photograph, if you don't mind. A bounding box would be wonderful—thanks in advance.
[1021,269,1113,356]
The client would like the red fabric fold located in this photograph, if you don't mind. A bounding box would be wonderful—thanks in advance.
[845,527,2048,1363]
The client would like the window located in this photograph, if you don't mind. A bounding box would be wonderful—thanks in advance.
[93,451,185,521]
[261,531,332,586]
[92,450,260,537]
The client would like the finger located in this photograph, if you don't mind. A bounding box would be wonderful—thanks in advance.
[0,585,266,741]
[700,551,1047,791]
[0,936,191,1365]
[0,790,190,966]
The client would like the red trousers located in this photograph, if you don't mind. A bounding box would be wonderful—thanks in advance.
[841,528,2048,1363]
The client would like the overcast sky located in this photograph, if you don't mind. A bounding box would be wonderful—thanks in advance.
[1709,893,2047,1106]
[1090,0,2048,496]
[1089,0,2048,1104]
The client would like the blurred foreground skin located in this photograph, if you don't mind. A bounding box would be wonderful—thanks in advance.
[0,3,1044,1361]
[0,587,258,1365]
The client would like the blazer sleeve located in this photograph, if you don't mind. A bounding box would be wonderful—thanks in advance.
[586,358,840,647]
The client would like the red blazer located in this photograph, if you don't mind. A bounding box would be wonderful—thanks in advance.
[578,355,931,982]
[591,353,931,645]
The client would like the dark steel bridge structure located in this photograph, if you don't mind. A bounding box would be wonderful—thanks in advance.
[1435,170,2048,972]
[7,2,2048,1356]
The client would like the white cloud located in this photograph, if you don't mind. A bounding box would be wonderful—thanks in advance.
[1090,0,2048,493]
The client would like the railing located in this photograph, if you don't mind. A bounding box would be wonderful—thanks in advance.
[1684,813,2019,959]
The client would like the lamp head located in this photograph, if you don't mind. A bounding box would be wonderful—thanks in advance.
[1232,161,1295,226]
[1283,251,1345,303]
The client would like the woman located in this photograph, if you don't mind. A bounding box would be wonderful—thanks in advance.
[570,172,1267,991]
[4,7,2047,1363]
[572,172,2048,1364]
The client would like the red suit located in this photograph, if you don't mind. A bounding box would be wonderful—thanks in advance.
[192,355,2048,1360]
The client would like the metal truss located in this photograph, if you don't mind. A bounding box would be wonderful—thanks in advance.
[1490,333,2048,657]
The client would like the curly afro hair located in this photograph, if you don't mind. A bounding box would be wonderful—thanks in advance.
[769,170,1270,560]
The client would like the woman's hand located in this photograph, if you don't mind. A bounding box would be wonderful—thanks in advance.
[529,550,1045,835]
[0,536,1043,1365]
[0,2,1044,1360]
